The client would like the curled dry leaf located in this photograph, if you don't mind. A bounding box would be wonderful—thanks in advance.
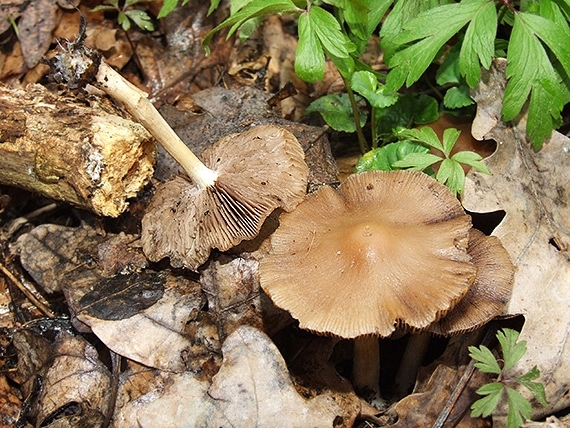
[114,326,352,428]
[463,58,570,417]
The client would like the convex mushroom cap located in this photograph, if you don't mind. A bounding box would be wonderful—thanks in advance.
[259,170,477,339]
[142,125,309,271]
[429,228,515,336]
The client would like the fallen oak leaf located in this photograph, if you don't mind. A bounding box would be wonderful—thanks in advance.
[462,58,570,418]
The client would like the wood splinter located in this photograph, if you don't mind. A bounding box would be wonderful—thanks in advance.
[48,20,309,270]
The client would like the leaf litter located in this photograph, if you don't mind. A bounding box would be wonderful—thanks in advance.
[0,4,569,428]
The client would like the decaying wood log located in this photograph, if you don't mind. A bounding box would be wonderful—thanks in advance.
[0,83,156,217]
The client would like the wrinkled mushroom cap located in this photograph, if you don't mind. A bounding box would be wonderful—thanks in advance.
[429,228,515,336]
[141,125,309,270]
[259,170,477,339]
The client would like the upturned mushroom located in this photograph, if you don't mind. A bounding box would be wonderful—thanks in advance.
[259,170,477,402]
[48,20,309,270]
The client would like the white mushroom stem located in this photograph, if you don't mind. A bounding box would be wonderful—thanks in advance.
[94,61,218,189]
[393,331,431,399]
[352,336,383,403]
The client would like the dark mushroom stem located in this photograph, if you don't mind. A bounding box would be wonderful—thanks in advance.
[352,335,386,408]
[393,331,431,399]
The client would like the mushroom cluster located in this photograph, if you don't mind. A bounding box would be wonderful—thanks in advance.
[259,170,514,401]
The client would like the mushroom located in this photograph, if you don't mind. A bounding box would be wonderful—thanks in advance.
[393,228,515,398]
[259,170,477,402]
[48,23,309,270]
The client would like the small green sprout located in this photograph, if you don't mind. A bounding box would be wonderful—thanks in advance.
[469,328,548,428]
[92,0,154,32]
[356,125,489,195]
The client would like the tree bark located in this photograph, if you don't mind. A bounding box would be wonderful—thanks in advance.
[0,83,156,217]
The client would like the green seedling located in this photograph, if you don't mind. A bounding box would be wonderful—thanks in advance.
[92,0,155,32]
[356,125,489,195]
[469,328,548,428]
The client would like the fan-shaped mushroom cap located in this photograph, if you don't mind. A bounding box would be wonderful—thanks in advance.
[429,228,515,336]
[141,125,309,270]
[259,170,477,339]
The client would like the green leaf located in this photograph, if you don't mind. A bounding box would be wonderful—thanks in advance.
[91,5,119,12]
[506,387,533,428]
[202,0,299,52]
[459,0,497,87]
[208,0,221,15]
[518,367,548,407]
[310,7,356,58]
[305,93,366,132]
[355,141,430,173]
[295,12,325,83]
[444,85,474,109]
[502,11,568,149]
[442,127,461,156]
[451,151,490,173]
[350,71,399,108]
[468,344,502,374]
[124,9,154,31]
[117,11,131,31]
[497,328,526,371]
[385,0,491,91]
[471,382,504,418]
[392,152,442,171]
[158,0,180,18]
[437,158,465,195]
[374,94,439,138]
[437,44,462,85]
[395,127,444,152]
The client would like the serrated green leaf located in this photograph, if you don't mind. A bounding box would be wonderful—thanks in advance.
[518,366,548,407]
[502,12,567,148]
[202,0,299,51]
[295,12,325,83]
[355,141,430,172]
[459,0,497,87]
[437,158,465,194]
[117,12,131,31]
[506,387,532,428]
[305,93,366,132]
[469,344,502,374]
[91,5,119,12]
[384,0,490,91]
[396,127,444,151]
[350,71,399,108]
[444,85,474,109]
[374,94,439,138]
[208,0,221,15]
[471,382,504,417]
[497,328,527,371]
[451,151,490,173]
[442,127,461,156]
[437,44,462,85]
[125,9,154,31]
[310,7,356,58]
[392,152,442,171]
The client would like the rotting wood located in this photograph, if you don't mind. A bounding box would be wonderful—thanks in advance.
[0,83,156,217]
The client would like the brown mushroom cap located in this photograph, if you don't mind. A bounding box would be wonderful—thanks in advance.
[429,228,515,336]
[141,125,309,270]
[259,170,477,339]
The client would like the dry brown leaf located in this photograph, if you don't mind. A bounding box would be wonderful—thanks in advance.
[114,326,351,428]
[18,0,58,68]
[462,58,570,418]
[0,375,21,428]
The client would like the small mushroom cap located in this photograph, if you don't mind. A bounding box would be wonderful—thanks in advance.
[259,170,477,339]
[141,125,309,270]
[429,228,515,336]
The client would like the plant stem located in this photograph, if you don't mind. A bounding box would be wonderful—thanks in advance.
[371,106,379,149]
[343,78,369,154]
[95,61,218,189]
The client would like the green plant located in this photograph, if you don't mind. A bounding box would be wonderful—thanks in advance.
[355,126,489,195]
[92,0,155,32]
[200,0,570,152]
[469,328,547,428]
